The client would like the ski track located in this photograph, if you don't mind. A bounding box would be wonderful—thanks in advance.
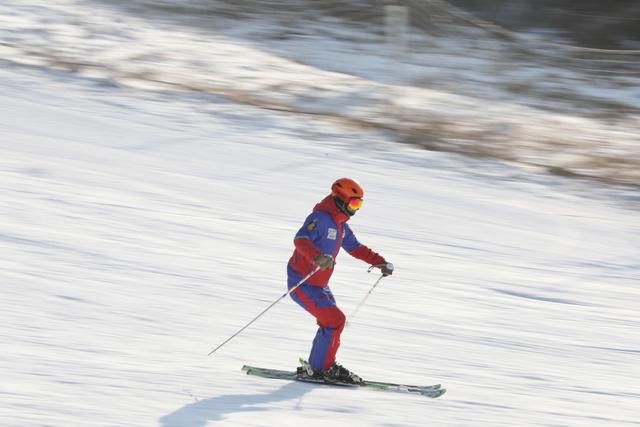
[1,64,639,427]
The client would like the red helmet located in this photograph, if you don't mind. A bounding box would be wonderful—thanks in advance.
[331,177,364,200]
[331,178,364,216]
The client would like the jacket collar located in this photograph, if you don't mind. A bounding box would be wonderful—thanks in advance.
[313,195,350,224]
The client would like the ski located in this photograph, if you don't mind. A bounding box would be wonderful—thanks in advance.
[241,364,446,398]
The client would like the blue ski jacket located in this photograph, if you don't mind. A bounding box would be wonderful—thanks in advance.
[288,195,385,287]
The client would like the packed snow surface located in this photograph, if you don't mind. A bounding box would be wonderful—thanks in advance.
[2,65,639,427]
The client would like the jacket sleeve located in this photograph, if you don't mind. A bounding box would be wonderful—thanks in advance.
[342,224,386,266]
[293,213,323,262]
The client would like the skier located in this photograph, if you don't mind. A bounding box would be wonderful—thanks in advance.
[287,178,394,384]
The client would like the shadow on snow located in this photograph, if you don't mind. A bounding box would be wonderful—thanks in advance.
[159,382,311,427]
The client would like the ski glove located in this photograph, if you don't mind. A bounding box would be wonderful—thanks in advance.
[313,253,335,270]
[376,262,394,276]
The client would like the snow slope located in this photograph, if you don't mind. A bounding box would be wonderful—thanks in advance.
[2,66,639,427]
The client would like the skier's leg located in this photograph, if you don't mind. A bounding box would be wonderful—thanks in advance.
[309,305,345,370]
[289,282,345,371]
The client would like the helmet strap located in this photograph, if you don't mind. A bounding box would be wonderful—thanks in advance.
[333,196,355,217]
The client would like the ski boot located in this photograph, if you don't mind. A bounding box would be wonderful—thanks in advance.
[296,360,324,381]
[322,362,364,385]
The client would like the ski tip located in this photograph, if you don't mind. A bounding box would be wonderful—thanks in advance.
[427,388,447,398]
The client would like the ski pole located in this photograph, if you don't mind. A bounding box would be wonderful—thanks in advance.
[208,265,321,356]
[347,269,385,327]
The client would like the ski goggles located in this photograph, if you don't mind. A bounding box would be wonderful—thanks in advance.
[346,197,363,212]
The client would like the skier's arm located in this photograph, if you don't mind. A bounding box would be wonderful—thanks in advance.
[294,237,321,262]
[342,224,386,266]
[351,245,393,275]
[349,245,385,266]
[293,215,323,262]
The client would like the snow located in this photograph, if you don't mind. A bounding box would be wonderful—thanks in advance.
[2,64,639,427]
[2,3,640,427]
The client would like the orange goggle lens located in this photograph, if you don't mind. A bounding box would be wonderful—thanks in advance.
[347,197,363,211]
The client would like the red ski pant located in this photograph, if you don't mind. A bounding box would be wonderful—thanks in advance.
[289,282,346,371]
